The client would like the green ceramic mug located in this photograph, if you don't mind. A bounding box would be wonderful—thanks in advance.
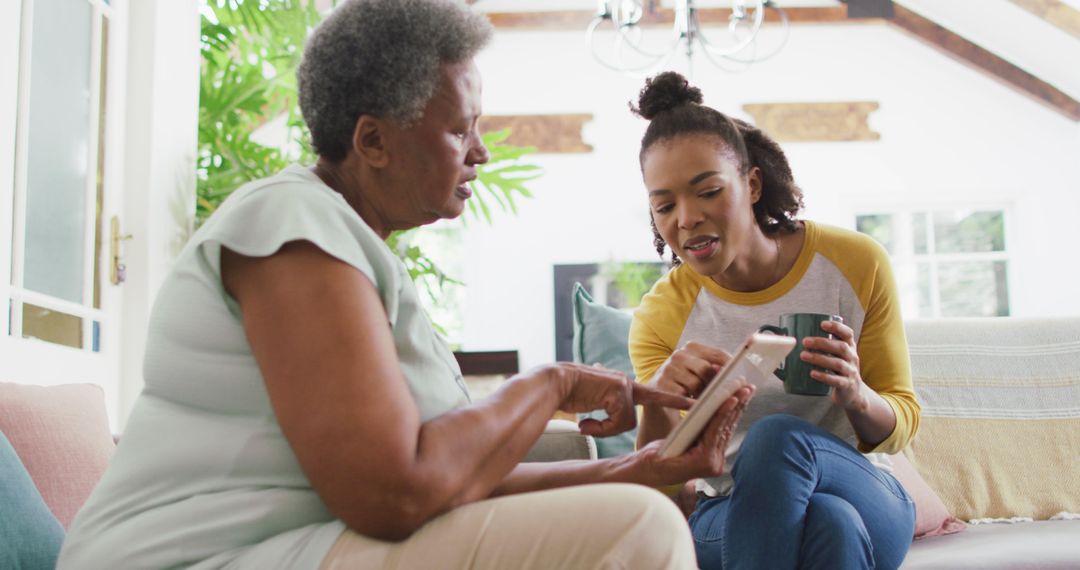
[758,313,844,396]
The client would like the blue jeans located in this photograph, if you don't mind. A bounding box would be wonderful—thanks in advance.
[688,415,915,570]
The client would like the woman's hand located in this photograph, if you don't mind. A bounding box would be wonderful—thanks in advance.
[650,342,732,398]
[543,363,694,438]
[800,320,870,412]
[628,385,754,486]
[636,342,731,449]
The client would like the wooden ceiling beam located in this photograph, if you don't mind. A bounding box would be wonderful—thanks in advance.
[484,6,858,30]
[1008,0,1080,41]
[887,4,1080,121]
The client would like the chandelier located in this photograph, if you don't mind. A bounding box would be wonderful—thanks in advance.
[586,0,789,75]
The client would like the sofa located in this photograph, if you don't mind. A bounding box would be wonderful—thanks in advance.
[572,283,1080,569]
[3,309,1077,568]
[898,317,1080,568]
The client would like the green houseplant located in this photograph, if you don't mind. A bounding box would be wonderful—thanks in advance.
[197,0,541,320]
[599,261,665,308]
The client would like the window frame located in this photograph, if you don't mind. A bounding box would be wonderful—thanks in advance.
[853,204,1015,319]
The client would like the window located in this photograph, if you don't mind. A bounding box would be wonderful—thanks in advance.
[855,209,1010,318]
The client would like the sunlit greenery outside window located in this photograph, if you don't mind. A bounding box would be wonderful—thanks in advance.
[197,0,540,338]
[856,209,1010,318]
[405,225,466,342]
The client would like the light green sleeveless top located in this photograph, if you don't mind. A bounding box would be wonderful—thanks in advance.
[58,165,470,569]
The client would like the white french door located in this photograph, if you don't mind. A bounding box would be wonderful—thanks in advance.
[1,0,129,424]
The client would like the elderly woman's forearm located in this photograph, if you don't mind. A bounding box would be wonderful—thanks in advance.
[340,369,572,540]
[416,372,570,501]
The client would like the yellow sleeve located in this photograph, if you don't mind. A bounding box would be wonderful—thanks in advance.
[629,266,702,482]
[819,226,921,453]
[628,265,702,385]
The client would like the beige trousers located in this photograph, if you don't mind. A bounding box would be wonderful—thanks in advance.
[319,483,697,570]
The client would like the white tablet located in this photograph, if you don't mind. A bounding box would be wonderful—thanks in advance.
[657,332,796,458]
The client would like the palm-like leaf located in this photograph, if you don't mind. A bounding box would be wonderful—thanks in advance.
[197,0,540,327]
[465,129,542,224]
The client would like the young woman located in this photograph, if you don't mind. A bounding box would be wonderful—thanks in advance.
[629,72,921,570]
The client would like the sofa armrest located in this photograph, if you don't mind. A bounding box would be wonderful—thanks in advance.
[522,419,598,462]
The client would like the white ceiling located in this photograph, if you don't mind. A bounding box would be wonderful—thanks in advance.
[896,0,1080,102]
[470,0,1080,106]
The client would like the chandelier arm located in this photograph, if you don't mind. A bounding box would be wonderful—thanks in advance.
[616,24,685,60]
[612,29,683,74]
[695,0,768,58]
[586,16,676,74]
[585,0,788,74]
[705,5,789,64]
[609,0,645,28]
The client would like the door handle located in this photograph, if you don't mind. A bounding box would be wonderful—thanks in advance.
[110,216,133,285]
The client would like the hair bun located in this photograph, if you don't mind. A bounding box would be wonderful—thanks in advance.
[631,71,703,120]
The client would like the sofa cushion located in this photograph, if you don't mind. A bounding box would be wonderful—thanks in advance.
[0,383,115,528]
[572,282,635,378]
[571,282,638,458]
[0,430,65,570]
[522,419,598,462]
[901,519,1080,569]
[904,318,1080,521]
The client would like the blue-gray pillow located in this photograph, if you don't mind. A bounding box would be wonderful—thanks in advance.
[0,430,65,570]
[571,282,637,457]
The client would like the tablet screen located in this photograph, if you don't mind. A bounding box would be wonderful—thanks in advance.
[657,332,795,458]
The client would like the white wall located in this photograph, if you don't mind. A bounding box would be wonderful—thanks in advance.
[460,23,1080,370]
[118,0,201,424]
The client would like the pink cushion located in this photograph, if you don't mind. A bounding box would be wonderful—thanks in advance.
[0,383,115,528]
[890,451,967,540]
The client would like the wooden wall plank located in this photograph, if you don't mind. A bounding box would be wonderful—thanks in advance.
[479,114,594,154]
[485,6,855,30]
[742,102,880,142]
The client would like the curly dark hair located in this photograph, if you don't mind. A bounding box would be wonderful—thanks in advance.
[630,71,804,265]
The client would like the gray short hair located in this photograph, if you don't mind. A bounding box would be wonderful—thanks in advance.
[298,0,494,161]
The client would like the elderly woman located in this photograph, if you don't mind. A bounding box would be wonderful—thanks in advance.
[57,1,752,569]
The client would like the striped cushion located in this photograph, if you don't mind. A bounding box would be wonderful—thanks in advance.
[904,317,1080,521]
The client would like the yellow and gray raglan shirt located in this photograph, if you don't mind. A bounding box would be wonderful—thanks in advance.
[630,221,920,496]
